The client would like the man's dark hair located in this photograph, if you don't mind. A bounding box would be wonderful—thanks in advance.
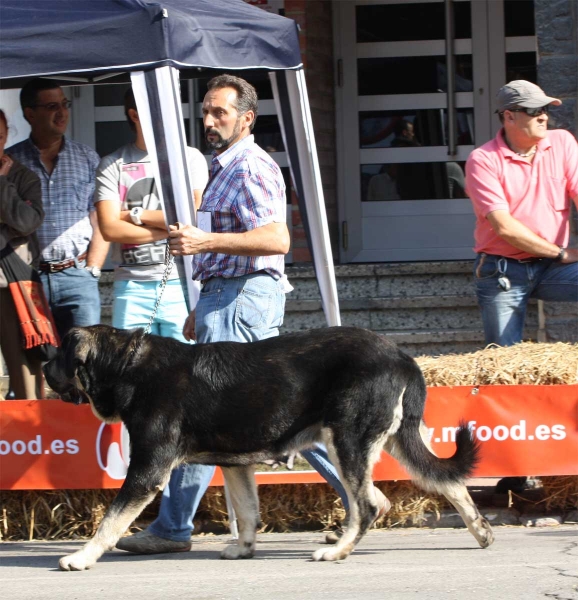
[394,119,413,138]
[124,88,138,132]
[206,75,258,131]
[20,79,62,113]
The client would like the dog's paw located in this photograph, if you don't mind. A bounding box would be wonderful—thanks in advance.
[477,519,495,549]
[59,552,92,571]
[220,543,255,560]
[312,547,335,562]
[312,546,352,562]
[467,516,495,549]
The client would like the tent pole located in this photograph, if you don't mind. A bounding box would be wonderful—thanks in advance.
[270,70,341,327]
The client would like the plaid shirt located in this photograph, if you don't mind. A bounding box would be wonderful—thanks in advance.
[192,135,286,281]
[8,136,100,261]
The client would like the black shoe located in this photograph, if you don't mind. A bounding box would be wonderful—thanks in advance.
[495,476,527,494]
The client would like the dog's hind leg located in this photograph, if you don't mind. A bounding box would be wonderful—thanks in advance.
[416,421,494,548]
[385,422,494,549]
[312,430,385,562]
[59,461,173,571]
[220,466,259,560]
[432,481,494,548]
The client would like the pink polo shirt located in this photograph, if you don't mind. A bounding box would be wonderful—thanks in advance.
[465,129,578,259]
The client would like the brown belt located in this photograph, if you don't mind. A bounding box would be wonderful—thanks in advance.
[516,257,543,264]
[39,251,88,273]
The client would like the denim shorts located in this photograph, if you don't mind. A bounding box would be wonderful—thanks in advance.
[112,278,190,343]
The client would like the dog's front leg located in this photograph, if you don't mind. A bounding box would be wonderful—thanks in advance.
[220,466,259,560]
[59,461,171,571]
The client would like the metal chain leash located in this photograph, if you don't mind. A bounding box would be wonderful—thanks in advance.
[143,242,175,335]
[122,240,176,373]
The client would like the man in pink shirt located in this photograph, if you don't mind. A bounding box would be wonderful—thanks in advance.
[465,80,578,347]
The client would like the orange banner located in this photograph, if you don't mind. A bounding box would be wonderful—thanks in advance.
[1,385,577,490]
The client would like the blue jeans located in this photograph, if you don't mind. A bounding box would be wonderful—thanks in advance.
[148,273,349,542]
[474,253,578,346]
[40,262,101,339]
[112,278,190,342]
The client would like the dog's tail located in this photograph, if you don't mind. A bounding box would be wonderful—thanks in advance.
[389,377,480,487]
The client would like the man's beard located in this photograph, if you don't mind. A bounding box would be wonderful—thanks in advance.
[205,118,242,151]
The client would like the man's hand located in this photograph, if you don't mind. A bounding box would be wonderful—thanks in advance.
[168,223,210,256]
[182,310,196,341]
[0,154,14,176]
[170,221,289,257]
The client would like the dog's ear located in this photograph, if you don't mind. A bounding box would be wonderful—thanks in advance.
[62,327,92,380]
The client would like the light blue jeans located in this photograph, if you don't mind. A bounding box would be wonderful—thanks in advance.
[474,253,578,346]
[40,261,100,339]
[148,272,349,542]
[112,278,190,341]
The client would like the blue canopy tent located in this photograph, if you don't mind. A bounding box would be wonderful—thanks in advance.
[0,0,340,325]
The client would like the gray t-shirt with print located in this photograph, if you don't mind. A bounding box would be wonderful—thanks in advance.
[95,143,208,281]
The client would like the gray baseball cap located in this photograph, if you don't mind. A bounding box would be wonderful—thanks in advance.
[496,80,562,112]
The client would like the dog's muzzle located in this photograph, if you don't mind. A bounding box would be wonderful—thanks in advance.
[62,388,89,406]
[43,362,89,405]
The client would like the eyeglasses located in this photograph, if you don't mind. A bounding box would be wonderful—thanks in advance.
[506,105,549,117]
[30,100,72,111]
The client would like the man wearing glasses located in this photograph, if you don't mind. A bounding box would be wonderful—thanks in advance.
[465,80,578,348]
[8,79,108,338]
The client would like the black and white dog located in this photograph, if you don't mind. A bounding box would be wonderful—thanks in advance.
[43,325,494,571]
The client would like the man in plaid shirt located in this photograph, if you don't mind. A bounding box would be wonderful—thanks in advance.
[8,79,109,338]
[114,75,390,556]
